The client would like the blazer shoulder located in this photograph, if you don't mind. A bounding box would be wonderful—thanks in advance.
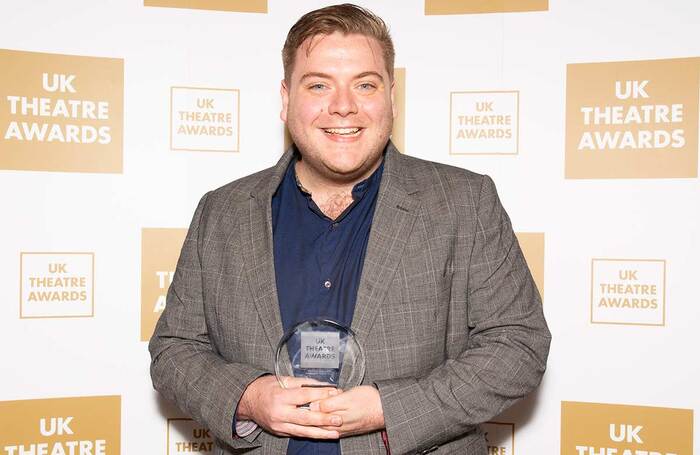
[395,153,486,201]
[203,165,277,210]
[187,165,280,237]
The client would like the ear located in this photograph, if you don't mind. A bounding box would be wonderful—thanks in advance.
[280,79,289,122]
[390,79,397,119]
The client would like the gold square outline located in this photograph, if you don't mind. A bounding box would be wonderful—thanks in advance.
[170,86,241,153]
[589,258,666,327]
[449,90,520,156]
[485,421,516,453]
[19,252,95,319]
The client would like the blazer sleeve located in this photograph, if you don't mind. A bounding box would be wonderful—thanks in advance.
[148,193,268,449]
[374,174,552,454]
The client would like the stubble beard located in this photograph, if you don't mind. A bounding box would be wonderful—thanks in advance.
[289,121,392,187]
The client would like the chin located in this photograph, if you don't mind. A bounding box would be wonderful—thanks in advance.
[320,152,361,169]
[325,162,365,178]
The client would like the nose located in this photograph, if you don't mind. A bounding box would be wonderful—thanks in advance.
[327,85,358,116]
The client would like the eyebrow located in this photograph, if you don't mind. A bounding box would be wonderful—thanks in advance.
[299,71,385,82]
[299,72,332,82]
[355,71,384,81]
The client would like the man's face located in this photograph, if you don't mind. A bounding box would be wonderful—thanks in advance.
[281,32,396,184]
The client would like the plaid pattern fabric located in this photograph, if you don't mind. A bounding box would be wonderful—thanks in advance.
[149,143,551,454]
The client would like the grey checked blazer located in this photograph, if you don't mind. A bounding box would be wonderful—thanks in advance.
[149,142,551,455]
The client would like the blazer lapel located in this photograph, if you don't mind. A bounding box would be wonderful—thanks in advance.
[240,150,294,354]
[350,144,422,346]
[239,144,421,379]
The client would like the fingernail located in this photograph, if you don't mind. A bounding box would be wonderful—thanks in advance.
[331,416,342,425]
[309,402,319,411]
[329,389,340,396]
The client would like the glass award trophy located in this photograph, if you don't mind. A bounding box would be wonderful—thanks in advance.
[275,319,365,390]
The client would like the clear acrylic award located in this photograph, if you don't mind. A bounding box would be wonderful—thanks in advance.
[275,319,365,389]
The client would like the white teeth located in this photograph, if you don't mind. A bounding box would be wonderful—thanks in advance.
[323,127,360,135]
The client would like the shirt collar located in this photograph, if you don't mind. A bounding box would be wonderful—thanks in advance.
[291,156,385,201]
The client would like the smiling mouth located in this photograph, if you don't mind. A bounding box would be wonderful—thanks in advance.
[322,127,362,136]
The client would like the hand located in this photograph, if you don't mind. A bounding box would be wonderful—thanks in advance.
[237,375,343,439]
[312,385,385,437]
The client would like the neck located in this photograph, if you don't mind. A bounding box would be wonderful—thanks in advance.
[294,158,381,220]
[295,162,349,197]
[295,156,381,195]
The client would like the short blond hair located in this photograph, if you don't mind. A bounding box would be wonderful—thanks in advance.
[282,3,395,82]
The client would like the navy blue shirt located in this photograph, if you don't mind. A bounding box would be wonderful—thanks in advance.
[271,156,384,455]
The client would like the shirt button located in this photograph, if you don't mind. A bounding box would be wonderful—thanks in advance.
[331,223,339,230]
[324,280,332,289]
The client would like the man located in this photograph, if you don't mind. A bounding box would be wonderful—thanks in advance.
[149,4,551,454]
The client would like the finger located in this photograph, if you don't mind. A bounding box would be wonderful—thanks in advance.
[282,376,334,389]
[280,423,340,440]
[287,409,342,427]
[284,385,340,406]
[319,422,363,438]
[319,425,357,436]
[314,393,348,413]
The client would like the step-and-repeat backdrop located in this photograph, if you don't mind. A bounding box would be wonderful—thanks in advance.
[1,0,698,453]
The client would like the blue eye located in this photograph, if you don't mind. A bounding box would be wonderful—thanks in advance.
[309,83,326,91]
[358,82,376,91]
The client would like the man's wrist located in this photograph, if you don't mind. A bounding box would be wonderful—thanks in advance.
[236,377,259,421]
[237,373,273,420]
